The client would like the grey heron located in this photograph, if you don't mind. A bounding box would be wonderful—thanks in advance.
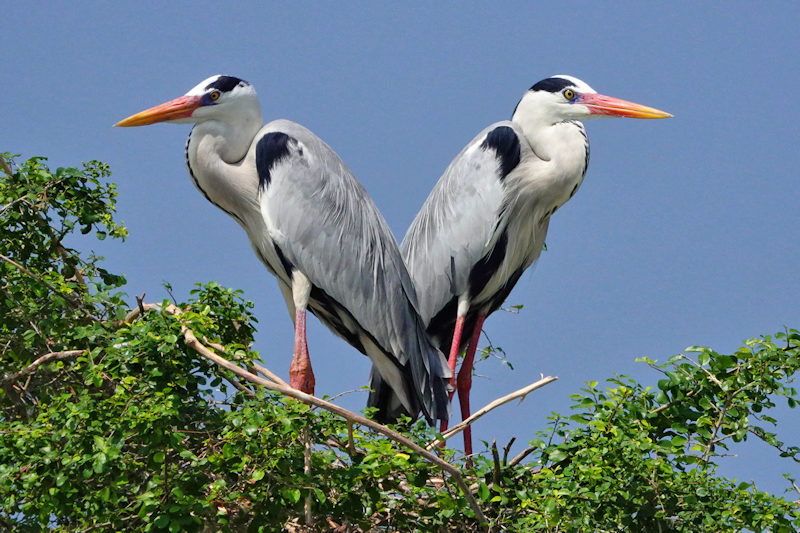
[393,75,671,456]
[115,75,451,424]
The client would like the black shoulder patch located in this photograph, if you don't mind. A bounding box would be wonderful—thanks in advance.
[272,243,294,278]
[530,77,575,93]
[255,132,293,191]
[205,75,246,93]
[468,230,508,301]
[480,126,521,180]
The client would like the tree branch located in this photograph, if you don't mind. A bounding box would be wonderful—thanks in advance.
[508,445,537,468]
[431,375,557,449]
[0,253,101,324]
[133,302,489,527]
[1,350,86,385]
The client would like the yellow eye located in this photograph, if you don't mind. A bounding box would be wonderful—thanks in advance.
[209,91,221,101]
[563,89,575,100]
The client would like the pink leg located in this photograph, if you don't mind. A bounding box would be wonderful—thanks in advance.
[440,314,467,435]
[456,313,487,462]
[289,308,315,394]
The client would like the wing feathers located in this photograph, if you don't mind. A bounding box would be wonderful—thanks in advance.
[258,120,449,423]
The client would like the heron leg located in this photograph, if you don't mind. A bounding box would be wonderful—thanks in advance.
[289,308,315,394]
[457,313,487,461]
[289,270,315,395]
[440,313,466,436]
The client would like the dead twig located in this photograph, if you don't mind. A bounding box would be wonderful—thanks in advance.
[431,375,558,448]
[502,437,516,465]
[508,445,537,468]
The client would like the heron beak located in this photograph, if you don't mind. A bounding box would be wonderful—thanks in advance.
[114,95,203,127]
[580,93,672,119]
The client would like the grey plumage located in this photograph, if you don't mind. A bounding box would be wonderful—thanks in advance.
[116,75,451,424]
[371,75,670,454]
[257,120,450,422]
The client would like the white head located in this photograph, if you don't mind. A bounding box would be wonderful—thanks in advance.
[512,74,671,127]
[115,74,262,127]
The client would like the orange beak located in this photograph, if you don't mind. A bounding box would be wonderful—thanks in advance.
[114,95,203,127]
[580,93,672,119]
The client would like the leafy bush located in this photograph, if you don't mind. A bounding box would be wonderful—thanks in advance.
[1,154,797,531]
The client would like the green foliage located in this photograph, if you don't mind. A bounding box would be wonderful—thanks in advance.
[506,334,800,532]
[0,154,127,378]
[1,154,798,531]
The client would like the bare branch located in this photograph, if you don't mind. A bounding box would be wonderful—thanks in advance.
[250,361,289,387]
[0,253,103,324]
[508,446,537,468]
[1,350,85,385]
[0,253,62,296]
[433,375,558,447]
[140,302,489,527]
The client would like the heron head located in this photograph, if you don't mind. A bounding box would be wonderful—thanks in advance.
[512,75,672,125]
[115,74,259,127]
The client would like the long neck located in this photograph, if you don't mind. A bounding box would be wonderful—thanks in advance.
[515,114,589,179]
[185,115,262,223]
[506,114,590,232]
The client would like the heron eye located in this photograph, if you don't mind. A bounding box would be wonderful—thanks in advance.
[563,89,575,101]
[209,90,221,102]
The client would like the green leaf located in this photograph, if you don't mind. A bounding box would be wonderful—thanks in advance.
[282,488,301,504]
[477,482,490,500]
[548,449,568,463]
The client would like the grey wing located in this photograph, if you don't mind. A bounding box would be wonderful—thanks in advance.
[400,121,521,326]
[257,120,450,422]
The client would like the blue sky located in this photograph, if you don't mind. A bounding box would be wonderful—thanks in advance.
[4,3,798,495]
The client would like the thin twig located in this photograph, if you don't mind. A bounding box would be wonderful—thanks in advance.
[0,253,62,296]
[502,437,516,465]
[324,387,367,403]
[680,354,724,388]
[650,387,702,414]
[0,253,101,323]
[226,377,255,396]
[702,396,730,463]
[508,446,537,468]
[433,375,558,447]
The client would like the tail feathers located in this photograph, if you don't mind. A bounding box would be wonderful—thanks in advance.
[367,367,414,424]
[367,333,452,425]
